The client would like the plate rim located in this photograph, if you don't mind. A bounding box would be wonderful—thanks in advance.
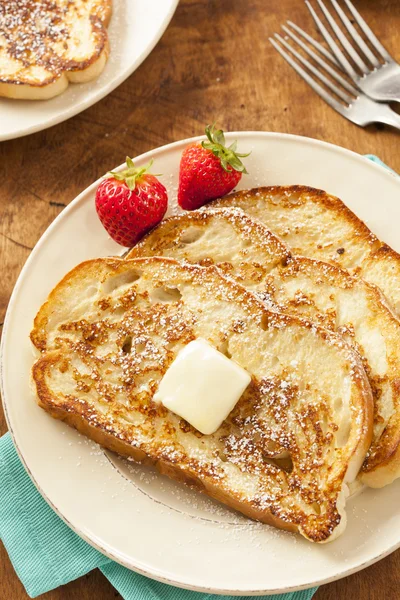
[2,131,400,595]
[0,0,180,142]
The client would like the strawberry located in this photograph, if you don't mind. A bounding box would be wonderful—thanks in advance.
[178,124,250,210]
[95,158,168,247]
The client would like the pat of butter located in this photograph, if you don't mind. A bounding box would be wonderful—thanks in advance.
[153,338,251,435]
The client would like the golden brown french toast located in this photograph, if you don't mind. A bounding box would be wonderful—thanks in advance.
[31,257,373,542]
[0,0,111,100]
[126,208,400,488]
[210,185,400,317]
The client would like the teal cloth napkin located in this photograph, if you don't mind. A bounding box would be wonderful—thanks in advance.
[1,153,394,600]
[0,433,317,600]
[364,154,396,174]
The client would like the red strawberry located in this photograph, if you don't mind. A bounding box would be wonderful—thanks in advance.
[95,158,168,247]
[178,124,250,210]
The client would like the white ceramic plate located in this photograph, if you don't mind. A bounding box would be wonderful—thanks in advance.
[0,0,179,142]
[2,133,400,596]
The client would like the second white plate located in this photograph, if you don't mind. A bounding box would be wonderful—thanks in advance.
[0,0,179,142]
[2,132,400,595]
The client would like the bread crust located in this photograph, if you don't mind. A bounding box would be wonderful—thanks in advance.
[31,257,373,542]
[127,208,400,487]
[211,185,381,261]
[207,188,400,487]
[34,368,299,535]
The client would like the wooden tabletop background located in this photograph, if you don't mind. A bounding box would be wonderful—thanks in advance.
[1,0,400,598]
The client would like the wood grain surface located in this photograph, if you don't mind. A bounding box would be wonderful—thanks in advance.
[1,0,400,598]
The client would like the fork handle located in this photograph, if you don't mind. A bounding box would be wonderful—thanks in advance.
[376,105,400,130]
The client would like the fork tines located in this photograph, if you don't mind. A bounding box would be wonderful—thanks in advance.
[269,22,358,117]
[270,1,400,127]
[305,0,394,82]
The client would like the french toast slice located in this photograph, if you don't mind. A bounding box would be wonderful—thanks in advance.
[127,208,400,488]
[31,257,373,542]
[210,185,400,315]
[0,0,111,100]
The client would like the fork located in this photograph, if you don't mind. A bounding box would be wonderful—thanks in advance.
[306,0,400,103]
[269,23,400,130]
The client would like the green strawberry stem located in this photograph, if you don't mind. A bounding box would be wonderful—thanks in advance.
[108,157,160,191]
[201,124,250,174]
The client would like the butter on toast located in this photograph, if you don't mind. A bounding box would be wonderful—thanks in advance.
[127,208,400,488]
[31,257,373,542]
[0,0,111,100]
[210,185,400,316]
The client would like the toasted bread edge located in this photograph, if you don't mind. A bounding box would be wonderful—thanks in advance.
[32,350,300,537]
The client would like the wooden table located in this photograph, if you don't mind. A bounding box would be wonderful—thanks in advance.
[1,0,400,598]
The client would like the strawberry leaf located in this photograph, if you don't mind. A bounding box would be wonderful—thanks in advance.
[106,157,159,190]
[125,176,137,190]
[126,156,135,170]
[201,124,250,174]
